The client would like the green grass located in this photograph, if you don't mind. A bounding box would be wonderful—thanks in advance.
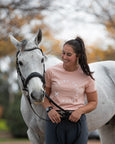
[0,119,9,131]
[0,138,29,142]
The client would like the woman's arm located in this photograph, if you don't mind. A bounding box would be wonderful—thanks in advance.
[79,91,98,114]
[42,87,62,123]
[69,91,98,122]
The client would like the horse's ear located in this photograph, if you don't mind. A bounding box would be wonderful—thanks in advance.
[34,29,42,45]
[9,34,21,51]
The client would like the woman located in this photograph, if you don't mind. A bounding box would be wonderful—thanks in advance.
[43,36,98,144]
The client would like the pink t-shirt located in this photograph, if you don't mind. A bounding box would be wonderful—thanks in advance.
[45,63,96,110]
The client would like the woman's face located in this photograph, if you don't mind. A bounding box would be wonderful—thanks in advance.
[61,44,78,69]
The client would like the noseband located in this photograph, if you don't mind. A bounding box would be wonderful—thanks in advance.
[16,47,45,91]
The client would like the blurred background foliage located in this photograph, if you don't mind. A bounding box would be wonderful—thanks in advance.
[6,92,27,138]
[0,0,115,138]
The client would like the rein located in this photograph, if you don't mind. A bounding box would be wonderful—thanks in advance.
[16,47,66,120]
[45,93,66,112]
[16,47,81,143]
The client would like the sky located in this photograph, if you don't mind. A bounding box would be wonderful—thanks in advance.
[42,0,114,48]
[14,0,115,49]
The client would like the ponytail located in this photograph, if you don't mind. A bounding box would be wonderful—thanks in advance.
[64,37,94,80]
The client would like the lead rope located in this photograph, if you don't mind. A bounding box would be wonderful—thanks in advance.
[45,93,67,113]
[45,92,82,144]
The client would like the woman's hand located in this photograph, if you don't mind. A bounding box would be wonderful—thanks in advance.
[48,109,62,124]
[69,109,82,122]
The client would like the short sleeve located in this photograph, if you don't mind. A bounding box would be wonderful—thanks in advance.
[85,77,96,93]
[45,69,52,88]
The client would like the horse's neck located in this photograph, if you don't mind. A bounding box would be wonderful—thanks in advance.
[45,55,62,70]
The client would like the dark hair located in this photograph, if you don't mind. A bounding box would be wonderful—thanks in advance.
[64,36,94,80]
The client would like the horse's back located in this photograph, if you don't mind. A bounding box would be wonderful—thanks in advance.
[90,61,115,102]
[87,61,115,131]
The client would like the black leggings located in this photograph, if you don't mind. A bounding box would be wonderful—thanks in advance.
[45,114,88,144]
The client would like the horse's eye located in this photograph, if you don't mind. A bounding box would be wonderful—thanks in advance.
[19,61,23,66]
[41,58,44,63]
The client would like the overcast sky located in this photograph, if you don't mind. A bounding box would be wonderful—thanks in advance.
[1,0,114,50]
[13,0,114,49]
[42,0,114,48]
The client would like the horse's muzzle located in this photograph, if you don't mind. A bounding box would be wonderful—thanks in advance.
[30,90,45,104]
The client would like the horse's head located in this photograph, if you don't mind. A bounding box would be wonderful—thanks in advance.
[10,29,46,104]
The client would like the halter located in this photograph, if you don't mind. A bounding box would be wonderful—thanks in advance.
[16,47,45,92]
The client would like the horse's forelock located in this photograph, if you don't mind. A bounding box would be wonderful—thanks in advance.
[20,40,27,50]
[19,37,42,53]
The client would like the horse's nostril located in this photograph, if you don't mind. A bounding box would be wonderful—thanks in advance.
[31,90,45,102]
[39,90,45,100]
[41,90,44,96]
[31,91,37,100]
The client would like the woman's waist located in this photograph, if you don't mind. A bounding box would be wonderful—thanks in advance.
[56,110,73,115]
[56,110,73,120]
[56,110,86,121]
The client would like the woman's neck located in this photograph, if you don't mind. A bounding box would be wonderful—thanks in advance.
[63,64,79,72]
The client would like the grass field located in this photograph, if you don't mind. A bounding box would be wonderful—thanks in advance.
[0,120,9,131]
[0,119,101,144]
[0,139,101,144]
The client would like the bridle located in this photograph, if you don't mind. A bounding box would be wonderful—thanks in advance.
[16,47,68,120]
[16,47,50,120]
[16,47,45,92]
